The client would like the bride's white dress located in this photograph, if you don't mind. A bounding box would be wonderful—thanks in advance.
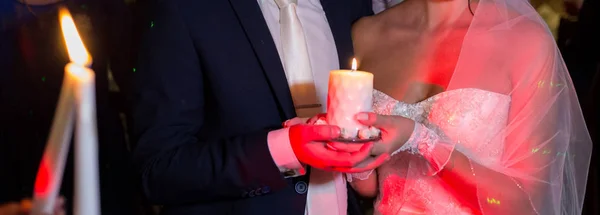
[370,88,511,215]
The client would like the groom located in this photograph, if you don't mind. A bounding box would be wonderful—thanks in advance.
[133,0,374,214]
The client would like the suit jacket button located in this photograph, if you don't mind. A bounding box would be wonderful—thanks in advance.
[295,181,307,194]
[249,190,256,197]
[255,187,263,196]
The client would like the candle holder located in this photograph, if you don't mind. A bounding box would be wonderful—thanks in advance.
[331,128,382,143]
[314,117,381,143]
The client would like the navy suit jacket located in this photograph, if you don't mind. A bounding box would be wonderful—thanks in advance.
[133,0,373,214]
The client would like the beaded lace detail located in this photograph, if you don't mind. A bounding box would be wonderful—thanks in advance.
[369,88,510,215]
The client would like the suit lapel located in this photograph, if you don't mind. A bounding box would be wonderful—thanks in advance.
[321,0,356,69]
[229,0,296,120]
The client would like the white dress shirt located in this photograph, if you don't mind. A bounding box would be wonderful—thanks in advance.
[258,0,348,214]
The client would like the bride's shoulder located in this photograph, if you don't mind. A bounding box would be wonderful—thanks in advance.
[505,19,555,60]
[352,10,422,40]
[474,3,555,54]
[353,15,380,35]
[352,15,385,48]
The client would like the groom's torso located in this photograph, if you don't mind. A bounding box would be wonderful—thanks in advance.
[157,0,372,214]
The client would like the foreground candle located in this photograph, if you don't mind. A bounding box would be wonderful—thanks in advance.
[32,73,75,215]
[32,7,100,215]
[327,59,374,140]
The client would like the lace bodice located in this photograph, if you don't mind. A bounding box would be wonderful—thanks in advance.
[372,88,511,215]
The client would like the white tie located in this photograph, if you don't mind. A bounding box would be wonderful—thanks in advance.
[275,2,346,215]
[275,0,320,118]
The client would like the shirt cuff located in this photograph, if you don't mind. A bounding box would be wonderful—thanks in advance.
[267,128,306,177]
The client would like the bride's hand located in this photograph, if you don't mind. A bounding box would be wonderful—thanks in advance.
[356,112,414,156]
[332,112,415,173]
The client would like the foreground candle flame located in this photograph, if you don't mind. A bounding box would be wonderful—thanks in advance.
[60,7,92,67]
[351,58,357,71]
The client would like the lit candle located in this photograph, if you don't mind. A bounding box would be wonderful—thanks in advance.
[32,7,100,215]
[32,70,75,215]
[61,8,100,215]
[326,58,374,140]
[69,64,100,215]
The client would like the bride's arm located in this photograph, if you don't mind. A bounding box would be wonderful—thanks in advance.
[405,41,555,213]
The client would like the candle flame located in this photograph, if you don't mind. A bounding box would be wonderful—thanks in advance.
[60,7,92,67]
[351,58,357,71]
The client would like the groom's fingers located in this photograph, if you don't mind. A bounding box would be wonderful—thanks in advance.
[327,142,365,152]
[283,117,308,127]
[315,142,373,167]
[290,124,340,144]
[302,125,341,141]
[306,113,327,125]
[332,154,390,173]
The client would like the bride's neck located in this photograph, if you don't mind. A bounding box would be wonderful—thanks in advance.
[425,0,469,30]
[383,0,469,31]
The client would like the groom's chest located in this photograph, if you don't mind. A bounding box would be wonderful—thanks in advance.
[179,0,367,74]
[177,0,370,128]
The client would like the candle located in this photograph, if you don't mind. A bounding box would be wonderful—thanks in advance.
[32,72,75,215]
[60,8,100,215]
[32,7,100,215]
[326,58,374,139]
[69,64,100,215]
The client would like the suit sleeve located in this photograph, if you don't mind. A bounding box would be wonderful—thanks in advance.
[133,0,289,205]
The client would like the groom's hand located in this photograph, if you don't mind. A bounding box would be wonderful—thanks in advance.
[288,124,373,170]
[0,197,65,215]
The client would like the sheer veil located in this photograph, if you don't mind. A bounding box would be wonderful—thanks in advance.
[372,0,592,213]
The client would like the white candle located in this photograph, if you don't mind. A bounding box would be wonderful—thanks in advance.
[60,8,100,215]
[68,64,100,215]
[326,59,374,139]
[32,72,75,215]
[32,7,100,215]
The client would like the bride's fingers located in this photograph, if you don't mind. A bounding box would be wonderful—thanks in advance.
[370,141,390,155]
[356,112,395,127]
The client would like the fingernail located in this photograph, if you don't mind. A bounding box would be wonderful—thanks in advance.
[356,113,369,121]
[330,126,341,137]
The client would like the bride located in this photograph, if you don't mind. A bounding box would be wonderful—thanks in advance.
[321,0,592,214]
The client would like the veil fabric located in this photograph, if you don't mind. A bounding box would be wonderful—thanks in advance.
[371,0,592,214]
